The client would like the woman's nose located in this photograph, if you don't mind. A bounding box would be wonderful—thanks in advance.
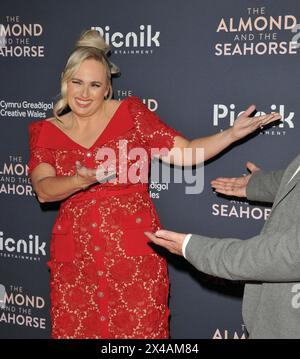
[81,85,89,98]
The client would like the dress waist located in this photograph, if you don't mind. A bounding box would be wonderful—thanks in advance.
[65,183,149,204]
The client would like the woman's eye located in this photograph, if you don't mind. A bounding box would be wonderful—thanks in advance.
[92,84,100,88]
[72,80,81,85]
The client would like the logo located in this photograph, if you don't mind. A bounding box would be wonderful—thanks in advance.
[91,25,160,55]
[215,6,298,56]
[291,24,300,49]
[0,230,46,261]
[0,15,45,58]
[0,156,34,197]
[0,99,53,119]
[95,141,205,195]
[0,283,47,330]
[213,103,295,136]
[149,181,169,200]
[212,325,247,339]
[212,198,271,221]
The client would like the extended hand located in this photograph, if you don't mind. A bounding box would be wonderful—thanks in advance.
[231,105,281,141]
[74,161,98,189]
[211,161,260,197]
[144,230,187,256]
[75,161,117,190]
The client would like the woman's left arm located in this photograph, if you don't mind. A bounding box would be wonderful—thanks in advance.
[161,105,281,166]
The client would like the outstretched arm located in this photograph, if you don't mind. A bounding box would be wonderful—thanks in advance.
[160,106,281,166]
[185,225,300,282]
[145,224,300,282]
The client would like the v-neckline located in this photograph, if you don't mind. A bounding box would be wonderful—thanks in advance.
[45,99,126,151]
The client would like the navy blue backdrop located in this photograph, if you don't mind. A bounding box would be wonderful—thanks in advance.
[0,0,299,338]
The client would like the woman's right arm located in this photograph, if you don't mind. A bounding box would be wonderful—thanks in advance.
[30,162,97,203]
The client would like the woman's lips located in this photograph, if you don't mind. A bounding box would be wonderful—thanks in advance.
[75,98,92,108]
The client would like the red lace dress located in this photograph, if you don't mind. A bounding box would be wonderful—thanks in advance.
[28,96,181,339]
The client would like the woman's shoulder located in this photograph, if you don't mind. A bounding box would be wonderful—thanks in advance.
[28,118,49,132]
[29,116,66,148]
[29,116,57,127]
[28,119,47,147]
[106,97,146,118]
[46,113,72,127]
[125,96,152,121]
[31,114,73,132]
[110,95,143,106]
[45,117,56,124]
[28,117,59,140]
[123,96,150,115]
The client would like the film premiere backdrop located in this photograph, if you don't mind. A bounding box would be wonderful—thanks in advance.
[0,0,299,339]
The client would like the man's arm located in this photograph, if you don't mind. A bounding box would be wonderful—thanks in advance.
[146,220,300,282]
[185,223,300,282]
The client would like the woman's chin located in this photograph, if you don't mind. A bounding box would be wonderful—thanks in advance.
[71,107,94,117]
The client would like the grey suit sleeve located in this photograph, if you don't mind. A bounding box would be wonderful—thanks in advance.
[246,169,284,203]
[185,225,300,282]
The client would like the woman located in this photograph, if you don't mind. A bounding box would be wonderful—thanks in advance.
[28,30,280,339]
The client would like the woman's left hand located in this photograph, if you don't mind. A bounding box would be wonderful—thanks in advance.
[230,105,282,141]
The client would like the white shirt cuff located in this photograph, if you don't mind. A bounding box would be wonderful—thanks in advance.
[182,233,192,259]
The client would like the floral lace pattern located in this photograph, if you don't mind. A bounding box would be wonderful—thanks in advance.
[28,97,181,338]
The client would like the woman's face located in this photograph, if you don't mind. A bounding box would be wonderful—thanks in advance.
[67,58,109,118]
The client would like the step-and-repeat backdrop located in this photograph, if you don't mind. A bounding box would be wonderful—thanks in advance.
[0,0,299,338]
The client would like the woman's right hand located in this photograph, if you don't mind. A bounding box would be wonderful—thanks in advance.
[74,161,98,190]
[211,161,260,198]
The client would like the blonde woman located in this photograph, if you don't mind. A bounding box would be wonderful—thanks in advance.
[28,29,280,339]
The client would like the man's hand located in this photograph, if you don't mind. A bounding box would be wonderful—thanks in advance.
[144,230,187,256]
[211,161,260,198]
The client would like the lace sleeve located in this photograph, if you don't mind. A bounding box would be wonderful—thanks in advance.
[127,96,183,152]
[28,121,55,174]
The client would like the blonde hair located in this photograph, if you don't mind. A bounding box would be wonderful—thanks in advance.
[53,30,120,120]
